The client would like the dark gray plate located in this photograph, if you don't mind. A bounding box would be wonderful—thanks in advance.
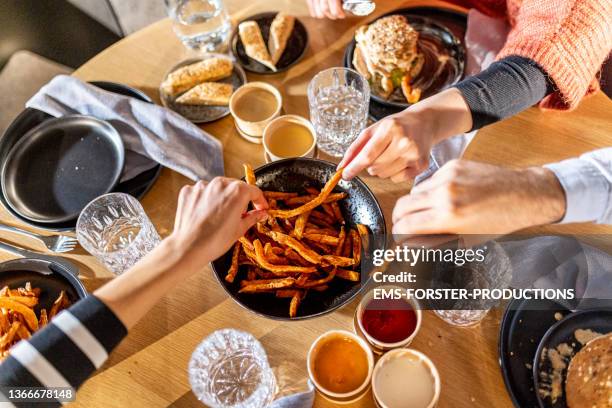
[533,309,612,408]
[230,12,308,74]
[499,299,572,408]
[343,7,467,120]
[211,158,386,320]
[0,258,87,314]
[160,55,247,123]
[0,81,162,231]
[2,115,125,224]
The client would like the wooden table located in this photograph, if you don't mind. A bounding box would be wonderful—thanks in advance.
[1,1,611,407]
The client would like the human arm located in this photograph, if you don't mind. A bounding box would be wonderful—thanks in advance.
[340,55,553,182]
[0,178,268,405]
[391,147,612,235]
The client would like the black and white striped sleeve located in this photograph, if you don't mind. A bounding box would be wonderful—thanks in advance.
[0,295,127,407]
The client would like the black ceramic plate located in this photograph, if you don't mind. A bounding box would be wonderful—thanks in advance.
[345,14,464,109]
[343,7,467,121]
[160,55,247,123]
[533,309,612,408]
[211,158,386,320]
[0,258,87,314]
[499,298,572,408]
[0,81,162,231]
[230,12,308,74]
[2,115,125,224]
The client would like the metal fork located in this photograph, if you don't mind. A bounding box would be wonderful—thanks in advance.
[0,223,78,253]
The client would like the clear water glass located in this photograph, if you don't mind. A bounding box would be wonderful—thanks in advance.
[165,0,232,52]
[189,329,277,408]
[342,0,376,16]
[76,193,161,275]
[308,67,370,157]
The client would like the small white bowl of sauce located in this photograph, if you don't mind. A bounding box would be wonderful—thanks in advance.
[372,348,441,408]
[229,82,282,140]
[307,330,374,404]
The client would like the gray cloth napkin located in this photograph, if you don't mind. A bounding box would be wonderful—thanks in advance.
[270,380,314,408]
[26,75,224,181]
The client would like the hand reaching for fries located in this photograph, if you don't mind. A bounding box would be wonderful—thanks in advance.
[171,177,270,264]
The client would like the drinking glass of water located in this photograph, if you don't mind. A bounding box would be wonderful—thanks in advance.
[76,193,161,275]
[189,329,277,408]
[165,0,232,52]
[308,67,370,157]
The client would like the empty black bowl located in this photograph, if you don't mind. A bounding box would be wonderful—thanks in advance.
[211,158,386,320]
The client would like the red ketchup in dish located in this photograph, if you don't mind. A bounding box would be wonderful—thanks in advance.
[361,298,417,343]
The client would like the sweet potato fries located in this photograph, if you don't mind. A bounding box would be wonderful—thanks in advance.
[226,164,368,318]
[0,283,70,360]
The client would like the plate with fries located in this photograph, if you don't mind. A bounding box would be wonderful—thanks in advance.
[212,158,386,320]
[0,258,87,360]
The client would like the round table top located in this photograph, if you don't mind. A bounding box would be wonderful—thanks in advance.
[1,1,611,407]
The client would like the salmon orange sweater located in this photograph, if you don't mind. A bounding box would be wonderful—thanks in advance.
[450,0,612,110]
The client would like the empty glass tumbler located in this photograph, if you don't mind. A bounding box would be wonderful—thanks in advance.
[189,329,277,408]
[308,67,370,157]
[76,193,161,275]
[165,0,232,52]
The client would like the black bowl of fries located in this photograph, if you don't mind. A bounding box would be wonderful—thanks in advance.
[211,158,386,320]
[0,258,86,359]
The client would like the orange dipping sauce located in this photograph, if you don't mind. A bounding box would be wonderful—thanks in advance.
[312,334,369,394]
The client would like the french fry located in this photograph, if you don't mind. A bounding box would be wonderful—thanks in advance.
[264,191,298,199]
[49,291,68,319]
[336,269,360,281]
[265,230,322,264]
[294,211,311,239]
[356,223,370,252]
[3,295,38,308]
[268,169,344,218]
[247,267,257,280]
[39,309,48,328]
[342,233,353,258]
[264,243,285,264]
[16,324,31,341]
[0,321,20,348]
[331,202,344,223]
[284,193,347,206]
[350,228,361,266]
[310,210,336,226]
[335,226,346,256]
[253,239,318,274]
[0,299,37,331]
[305,227,338,236]
[311,284,329,291]
[225,242,241,283]
[321,203,335,218]
[276,289,302,298]
[244,163,256,185]
[321,255,355,267]
[303,233,340,246]
[284,248,312,267]
[239,277,296,293]
[289,291,303,318]
[0,310,9,332]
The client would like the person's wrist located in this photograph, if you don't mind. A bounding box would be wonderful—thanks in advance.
[164,231,214,270]
[518,167,567,225]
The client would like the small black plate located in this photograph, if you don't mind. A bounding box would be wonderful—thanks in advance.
[343,6,467,121]
[0,258,87,314]
[533,309,612,408]
[211,158,386,320]
[230,12,308,74]
[2,115,125,224]
[0,81,162,231]
[499,298,572,408]
[160,56,247,123]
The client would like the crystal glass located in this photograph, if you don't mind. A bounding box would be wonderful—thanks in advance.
[76,193,161,275]
[189,329,277,408]
[308,67,370,157]
[342,0,376,16]
[165,0,232,52]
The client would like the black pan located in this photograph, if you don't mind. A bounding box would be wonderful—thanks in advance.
[499,298,572,408]
[230,12,309,74]
[0,258,87,314]
[533,309,612,408]
[2,115,125,224]
[0,81,162,231]
[211,158,386,320]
